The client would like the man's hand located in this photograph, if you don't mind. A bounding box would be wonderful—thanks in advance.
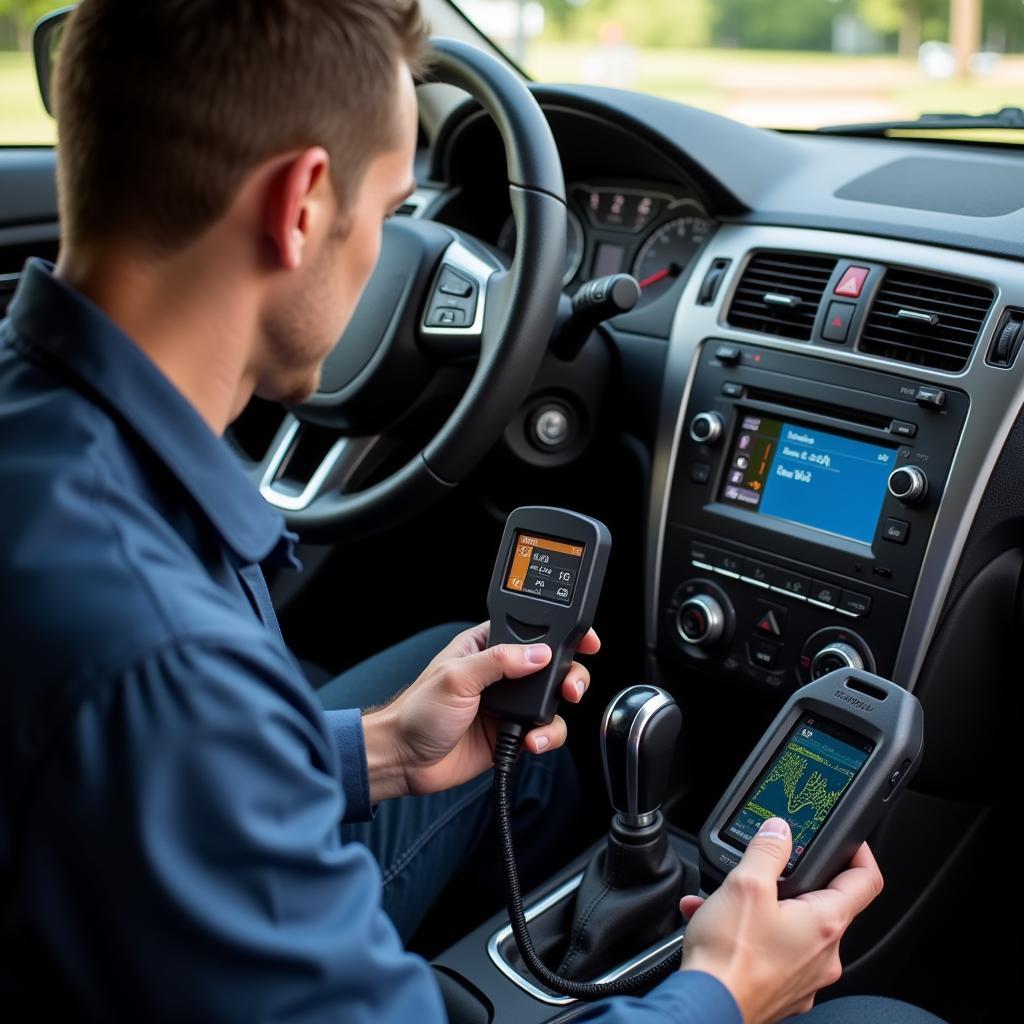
[361,622,600,801]
[679,818,884,1024]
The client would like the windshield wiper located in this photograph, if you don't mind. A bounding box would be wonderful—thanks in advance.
[816,106,1024,137]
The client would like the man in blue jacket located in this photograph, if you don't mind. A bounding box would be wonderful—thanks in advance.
[0,2,946,1022]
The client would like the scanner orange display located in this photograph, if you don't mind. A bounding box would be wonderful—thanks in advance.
[505,533,585,604]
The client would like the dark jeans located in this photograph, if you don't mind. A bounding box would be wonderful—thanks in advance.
[319,622,581,944]
[796,996,947,1023]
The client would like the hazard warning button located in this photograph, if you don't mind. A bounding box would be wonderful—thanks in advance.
[835,265,870,298]
[822,300,856,343]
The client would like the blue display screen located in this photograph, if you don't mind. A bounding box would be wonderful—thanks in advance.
[719,414,895,544]
[721,713,875,875]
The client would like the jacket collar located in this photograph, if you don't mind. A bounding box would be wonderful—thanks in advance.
[7,259,296,567]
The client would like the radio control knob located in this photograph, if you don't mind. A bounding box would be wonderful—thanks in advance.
[689,411,724,445]
[676,595,725,647]
[887,465,928,505]
[810,642,864,679]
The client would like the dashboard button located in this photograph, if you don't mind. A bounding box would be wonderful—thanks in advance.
[883,518,910,544]
[690,462,711,484]
[838,590,872,617]
[715,344,741,365]
[822,301,856,343]
[754,602,787,637]
[770,569,812,600]
[721,382,744,397]
[889,419,918,438]
[710,548,743,576]
[749,639,781,670]
[809,580,840,607]
[689,540,715,569]
[741,559,774,587]
[835,266,870,298]
[915,386,946,409]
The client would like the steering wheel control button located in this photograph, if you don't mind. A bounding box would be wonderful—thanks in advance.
[689,411,724,444]
[808,580,840,608]
[883,517,911,544]
[915,385,946,409]
[530,404,571,450]
[429,308,466,327]
[749,639,781,670]
[770,569,811,600]
[438,268,474,297]
[888,465,928,505]
[838,590,872,617]
[834,266,870,299]
[822,301,856,343]
[690,461,712,484]
[888,419,918,438]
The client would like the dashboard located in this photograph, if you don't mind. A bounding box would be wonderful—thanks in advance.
[413,86,1024,810]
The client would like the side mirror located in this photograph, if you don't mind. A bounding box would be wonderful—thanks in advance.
[33,6,76,118]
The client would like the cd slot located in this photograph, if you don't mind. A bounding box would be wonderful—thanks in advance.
[744,386,890,432]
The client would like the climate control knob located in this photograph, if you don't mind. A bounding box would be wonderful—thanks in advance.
[810,642,864,679]
[676,595,725,647]
[887,465,928,505]
[689,411,724,445]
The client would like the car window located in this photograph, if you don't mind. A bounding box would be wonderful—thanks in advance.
[451,0,1024,138]
[1,42,55,146]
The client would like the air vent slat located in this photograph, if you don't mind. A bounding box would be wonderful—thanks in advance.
[859,268,993,372]
[727,251,838,341]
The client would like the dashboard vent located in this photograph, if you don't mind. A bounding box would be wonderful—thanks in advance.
[859,268,994,372]
[727,251,838,340]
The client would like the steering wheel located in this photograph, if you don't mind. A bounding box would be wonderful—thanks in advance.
[234,38,566,542]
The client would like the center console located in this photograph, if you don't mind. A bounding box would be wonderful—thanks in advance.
[657,339,967,691]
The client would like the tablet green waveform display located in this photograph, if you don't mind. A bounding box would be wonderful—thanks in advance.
[722,714,874,874]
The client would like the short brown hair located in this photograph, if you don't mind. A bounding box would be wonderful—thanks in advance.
[55,0,429,254]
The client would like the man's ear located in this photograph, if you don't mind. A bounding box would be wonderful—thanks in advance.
[263,147,332,271]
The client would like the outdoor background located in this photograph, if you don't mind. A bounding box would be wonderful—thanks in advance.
[2,1,1023,144]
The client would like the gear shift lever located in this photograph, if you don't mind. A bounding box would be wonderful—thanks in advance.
[555,685,691,981]
[602,685,682,828]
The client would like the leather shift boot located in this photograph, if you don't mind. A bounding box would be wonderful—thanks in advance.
[556,816,686,981]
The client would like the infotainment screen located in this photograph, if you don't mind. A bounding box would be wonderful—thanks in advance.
[719,414,895,544]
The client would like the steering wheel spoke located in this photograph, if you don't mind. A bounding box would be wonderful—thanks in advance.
[254,414,395,513]
[418,238,500,362]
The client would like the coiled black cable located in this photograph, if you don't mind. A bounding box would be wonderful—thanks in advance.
[492,727,683,1001]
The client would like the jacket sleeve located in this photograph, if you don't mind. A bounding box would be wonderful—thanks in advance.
[18,634,446,1024]
[570,970,743,1024]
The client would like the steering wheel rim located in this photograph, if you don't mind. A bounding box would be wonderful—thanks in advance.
[240,38,567,543]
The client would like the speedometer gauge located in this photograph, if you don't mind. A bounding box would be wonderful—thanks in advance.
[498,209,584,287]
[633,213,715,304]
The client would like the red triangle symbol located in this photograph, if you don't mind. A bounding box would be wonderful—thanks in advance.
[837,281,857,295]
[832,315,843,327]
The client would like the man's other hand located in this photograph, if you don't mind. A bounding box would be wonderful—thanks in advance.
[361,621,600,800]
[679,818,884,1024]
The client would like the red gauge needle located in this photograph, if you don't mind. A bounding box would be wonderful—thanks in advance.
[638,262,683,289]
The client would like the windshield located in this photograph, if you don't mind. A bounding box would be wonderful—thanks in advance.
[451,1,1024,136]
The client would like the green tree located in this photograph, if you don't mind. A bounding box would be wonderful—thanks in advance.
[0,0,59,49]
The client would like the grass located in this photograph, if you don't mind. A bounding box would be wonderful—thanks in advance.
[2,43,1022,147]
[0,50,54,145]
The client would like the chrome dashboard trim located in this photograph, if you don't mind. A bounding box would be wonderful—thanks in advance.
[648,223,1024,691]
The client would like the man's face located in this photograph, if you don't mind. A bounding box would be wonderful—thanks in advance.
[258,61,419,405]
